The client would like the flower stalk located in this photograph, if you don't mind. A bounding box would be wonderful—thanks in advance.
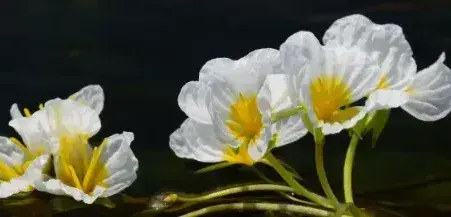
[265,152,332,208]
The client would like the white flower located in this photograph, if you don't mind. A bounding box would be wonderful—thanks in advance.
[280,31,381,135]
[29,99,138,204]
[323,14,451,121]
[171,49,307,165]
[0,85,100,198]
[0,137,49,198]
[8,85,105,154]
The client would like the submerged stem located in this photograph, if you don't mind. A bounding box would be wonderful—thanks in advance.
[315,140,340,208]
[265,152,332,208]
[343,133,360,203]
[165,184,297,203]
[179,202,351,217]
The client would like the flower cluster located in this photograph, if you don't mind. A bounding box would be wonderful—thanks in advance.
[170,14,451,166]
[0,85,138,204]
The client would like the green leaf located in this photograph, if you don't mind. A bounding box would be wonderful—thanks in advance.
[195,162,234,174]
[51,196,88,213]
[369,110,390,148]
[94,197,116,208]
[362,110,390,148]
[1,197,39,207]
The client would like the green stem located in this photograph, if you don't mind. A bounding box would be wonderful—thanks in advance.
[315,140,340,208]
[179,202,351,217]
[164,184,297,203]
[271,106,303,124]
[265,152,332,208]
[343,134,360,203]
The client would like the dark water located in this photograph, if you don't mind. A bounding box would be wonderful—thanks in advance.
[2,0,451,216]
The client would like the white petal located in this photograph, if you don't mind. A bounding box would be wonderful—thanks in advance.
[280,31,324,104]
[402,53,451,121]
[177,81,212,124]
[271,115,307,148]
[0,154,50,198]
[99,132,138,198]
[36,98,101,140]
[169,119,226,162]
[200,48,281,95]
[8,116,50,155]
[10,104,23,120]
[34,178,105,204]
[323,14,412,56]
[261,74,294,112]
[323,14,416,90]
[0,136,26,169]
[366,89,409,111]
[247,127,271,161]
[319,106,368,135]
[68,85,105,115]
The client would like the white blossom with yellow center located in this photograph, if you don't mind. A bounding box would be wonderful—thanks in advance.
[170,49,307,165]
[324,14,451,121]
[0,85,103,198]
[280,31,381,135]
[27,99,138,204]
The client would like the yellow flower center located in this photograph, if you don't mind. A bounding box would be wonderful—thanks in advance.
[0,102,45,183]
[56,134,108,195]
[310,75,359,123]
[226,93,263,145]
[405,87,414,94]
[222,142,254,166]
[376,74,389,89]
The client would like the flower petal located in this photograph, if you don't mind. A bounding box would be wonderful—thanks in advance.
[280,31,324,104]
[366,89,410,111]
[0,154,50,198]
[68,85,105,115]
[319,106,367,135]
[36,98,101,142]
[271,115,307,148]
[99,132,138,198]
[169,118,226,162]
[8,115,50,155]
[262,74,294,112]
[200,48,281,95]
[0,136,26,169]
[10,103,23,120]
[323,14,416,90]
[259,74,307,147]
[34,178,105,204]
[401,53,451,121]
[177,81,212,124]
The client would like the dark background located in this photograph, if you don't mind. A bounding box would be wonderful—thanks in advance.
[2,0,451,216]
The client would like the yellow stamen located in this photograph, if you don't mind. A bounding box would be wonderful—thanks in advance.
[406,87,414,94]
[23,108,32,117]
[82,139,107,193]
[226,93,263,146]
[39,103,44,110]
[9,137,32,158]
[0,160,20,181]
[57,134,108,195]
[310,75,356,123]
[376,74,389,89]
[68,165,83,190]
[222,140,254,166]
